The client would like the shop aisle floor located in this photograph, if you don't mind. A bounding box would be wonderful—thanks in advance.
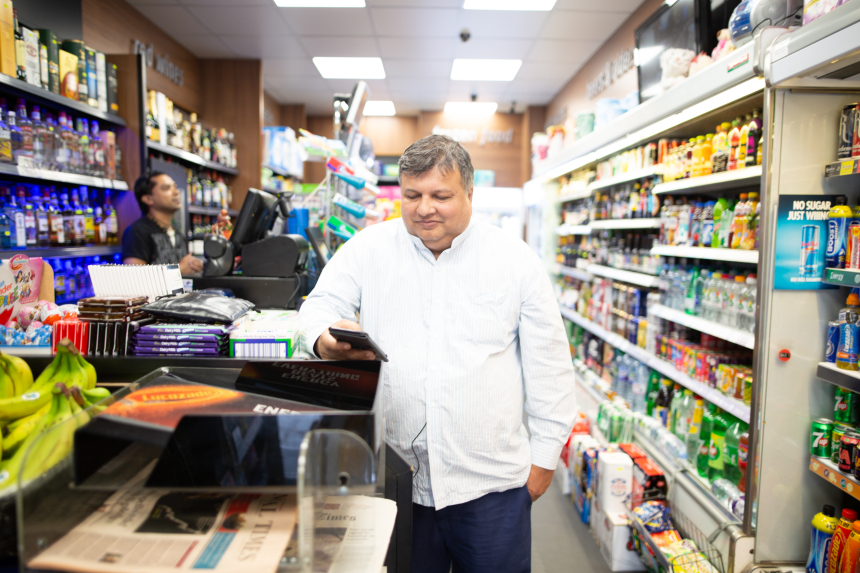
[531,472,610,573]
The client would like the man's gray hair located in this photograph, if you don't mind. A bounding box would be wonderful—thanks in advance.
[398,134,474,192]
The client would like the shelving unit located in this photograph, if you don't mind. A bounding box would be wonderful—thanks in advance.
[554,263,593,282]
[585,264,660,287]
[651,166,762,195]
[650,245,759,264]
[0,245,121,259]
[560,304,750,422]
[554,188,591,204]
[823,267,860,286]
[0,73,126,127]
[809,456,860,501]
[589,218,661,230]
[587,167,656,191]
[1,346,52,357]
[147,141,239,176]
[649,304,755,349]
[187,205,239,218]
[0,163,129,190]
[825,159,860,178]
[263,163,302,180]
[555,224,592,236]
[816,362,860,393]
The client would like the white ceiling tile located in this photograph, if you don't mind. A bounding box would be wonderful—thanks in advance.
[299,37,380,57]
[264,58,320,77]
[388,78,450,93]
[280,8,375,36]
[176,34,237,58]
[369,8,461,38]
[220,35,306,59]
[266,76,330,92]
[541,11,628,40]
[453,39,533,60]
[326,78,389,95]
[554,0,643,12]
[459,11,550,39]
[507,78,565,93]
[186,5,290,35]
[516,61,578,82]
[384,59,451,79]
[133,5,211,36]
[378,37,456,60]
[527,39,599,63]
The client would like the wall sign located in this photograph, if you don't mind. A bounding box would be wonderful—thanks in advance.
[774,195,838,290]
[431,125,513,146]
[586,48,635,100]
[132,39,184,86]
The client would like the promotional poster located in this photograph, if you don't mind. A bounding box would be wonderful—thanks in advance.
[774,195,839,290]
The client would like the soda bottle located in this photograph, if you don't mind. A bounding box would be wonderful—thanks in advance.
[806,505,837,573]
[698,403,716,478]
[685,266,701,315]
[653,378,674,426]
[740,192,759,250]
[828,509,857,573]
[738,113,751,167]
[708,407,730,480]
[717,198,737,249]
[645,369,661,416]
[723,418,748,483]
[730,193,748,249]
[701,201,716,247]
[686,396,705,461]
[727,117,742,170]
[737,429,749,492]
[837,291,860,371]
[668,383,683,432]
[674,389,695,439]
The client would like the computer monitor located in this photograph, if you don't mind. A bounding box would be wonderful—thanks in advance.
[230,188,279,253]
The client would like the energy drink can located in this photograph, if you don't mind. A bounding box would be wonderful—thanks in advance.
[827,320,840,363]
[812,418,834,458]
[832,424,849,463]
[839,104,857,159]
[801,225,820,277]
[839,432,860,472]
[836,388,860,424]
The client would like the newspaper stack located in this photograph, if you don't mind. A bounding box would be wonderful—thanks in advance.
[130,324,234,357]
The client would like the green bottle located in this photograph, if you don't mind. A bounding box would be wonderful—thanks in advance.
[697,404,716,478]
[668,383,683,433]
[645,369,661,416]
[723,418,749,483]
[674,389,695,439]
[711,197,729,249]
[708,408,731,481]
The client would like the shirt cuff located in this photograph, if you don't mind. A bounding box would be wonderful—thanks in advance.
[301,321,331,359]
[530,436,565,471]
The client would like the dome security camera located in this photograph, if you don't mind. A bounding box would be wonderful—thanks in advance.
[460,29,471,42]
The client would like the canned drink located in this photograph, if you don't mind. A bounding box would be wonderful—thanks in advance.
[609,411,623,443]
[742,375,753,406]
[839,103,857,159]
[800,225,820,278]
[839,431,860,471]
[813,418,834,457]
[837,320,860,371]
[849,222,860,269]
[836,388,860,424]
[827,320,840,363]
[832,424,849,463]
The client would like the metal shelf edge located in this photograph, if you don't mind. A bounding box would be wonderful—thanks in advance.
[652,166,762,195]
[649,304,756,349]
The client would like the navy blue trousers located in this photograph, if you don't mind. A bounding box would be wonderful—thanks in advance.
[412,485,532,573]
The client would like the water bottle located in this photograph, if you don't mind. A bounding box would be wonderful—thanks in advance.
[630,361,647,414]
[711,478,744,517]
[658,429,689,460]
[616,353,629,398]
[744,274,757,333]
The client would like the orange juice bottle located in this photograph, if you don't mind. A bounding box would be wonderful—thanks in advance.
[692,136,704,177]
[701,134,714,176]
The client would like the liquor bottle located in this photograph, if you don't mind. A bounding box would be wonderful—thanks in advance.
[59,191,73,246]
[34,189,48,247]
[55,112,72,172]
[0,110,11,164]
[146,90,159,142]
[70,188,85,245]
[202,172,212,207]
[229,132,237,169]
[90,121,104,177]
[19,186,35,247]
[77,118,91,175]
[63,260,76,301]
[81,187,94,244]
[190,113,201,154]
[93,189,104,245]
[5,187,25,249]
[43,113,56,171]
[16,100,32,161]
[47,190,62,246]
[31,106,46,169]
[212,172,222,208]
[202,129,211,161]
[13,10,26,82]
[0,194,9,249]
[104,190,118,245]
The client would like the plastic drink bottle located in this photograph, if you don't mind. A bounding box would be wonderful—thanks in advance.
[719,199,737,248]
[730,193,748,249]
[684,266,701,315]
[737,430,749,492]
[668,383,683,432]
[686,397,705,461]
[837,291,860,371]
[645,369,661,416]
[708,408,729,481]
[698,404,716,478]
[723,418,748,484]
[806,505,837,573]
[841,521,860,573]
[741,192,759,250]
[701,201,716,247]
[653,379,674,426]
[674,389,695,439]
[829,509,858,573]
[712,197,728,248]
[827,196,852,269]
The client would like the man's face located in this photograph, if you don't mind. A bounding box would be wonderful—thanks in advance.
[400,165,472,257]
[144,174,182,213]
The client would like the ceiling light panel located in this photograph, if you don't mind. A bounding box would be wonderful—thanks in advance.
[313,57,386,79]
[451,59,522,81]
[364,101,396,116]
[444,102,498,115]
[274,0,365,6]
[464,0,557,10]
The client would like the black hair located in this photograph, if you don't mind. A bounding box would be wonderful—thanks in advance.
[133,171,166,215]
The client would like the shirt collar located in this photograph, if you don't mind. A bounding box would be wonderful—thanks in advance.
[402,217,475,259]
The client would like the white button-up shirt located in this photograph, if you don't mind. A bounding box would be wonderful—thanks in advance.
[298,217,575,509]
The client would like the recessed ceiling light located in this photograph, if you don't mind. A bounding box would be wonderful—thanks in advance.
[364,101,396,116]
[463,0,556,10]
[451,59,522,81]
[444,102,498,116]
[274,0,365,6]
[313,57,385,79]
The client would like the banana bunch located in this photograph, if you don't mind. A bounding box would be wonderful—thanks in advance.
[0,339,107,494]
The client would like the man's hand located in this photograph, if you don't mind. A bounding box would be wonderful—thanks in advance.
[314,319,376,361]
[179,253,204,275]
[526,465,555,503]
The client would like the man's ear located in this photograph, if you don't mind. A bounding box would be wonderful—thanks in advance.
[467,187,474,202]
[142,194,154,207]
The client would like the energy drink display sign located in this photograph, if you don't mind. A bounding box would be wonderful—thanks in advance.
[774,195,839,290]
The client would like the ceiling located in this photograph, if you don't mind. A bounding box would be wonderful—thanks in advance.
[125,0,645,115]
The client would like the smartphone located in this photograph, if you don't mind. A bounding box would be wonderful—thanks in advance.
[328,328,389,362]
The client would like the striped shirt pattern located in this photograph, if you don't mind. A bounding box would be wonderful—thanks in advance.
[299,218,576,509]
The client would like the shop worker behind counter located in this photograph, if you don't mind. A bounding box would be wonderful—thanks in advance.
[299,134,575,573]
[122,173,203,275]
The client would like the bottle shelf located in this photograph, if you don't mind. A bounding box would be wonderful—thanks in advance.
[147,141,239,175]
[0,162,128,190]
[555,224,592,236]
[262,163,302,180]
[816,362,860,393]
[589,218,661,230]
[0,73,126,127]
[186,205,239,217]
[651,166,762,195]
[809,456,860,502]
[587,166,656,192]
[823,267,860,286]
[650,245,759,264]
[586,264,660,287]
[559,304,750,422]
[825,159,860,178]
[553,263,593,282]
[0,245,121,259]
[554,187,591,204]
[0,346,52,356]
[572,358,625,408]
[649,304,755,349]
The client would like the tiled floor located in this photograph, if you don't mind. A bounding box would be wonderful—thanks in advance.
[532,473,611,573]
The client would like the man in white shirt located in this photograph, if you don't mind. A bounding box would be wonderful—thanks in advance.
[299,135,575,572]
